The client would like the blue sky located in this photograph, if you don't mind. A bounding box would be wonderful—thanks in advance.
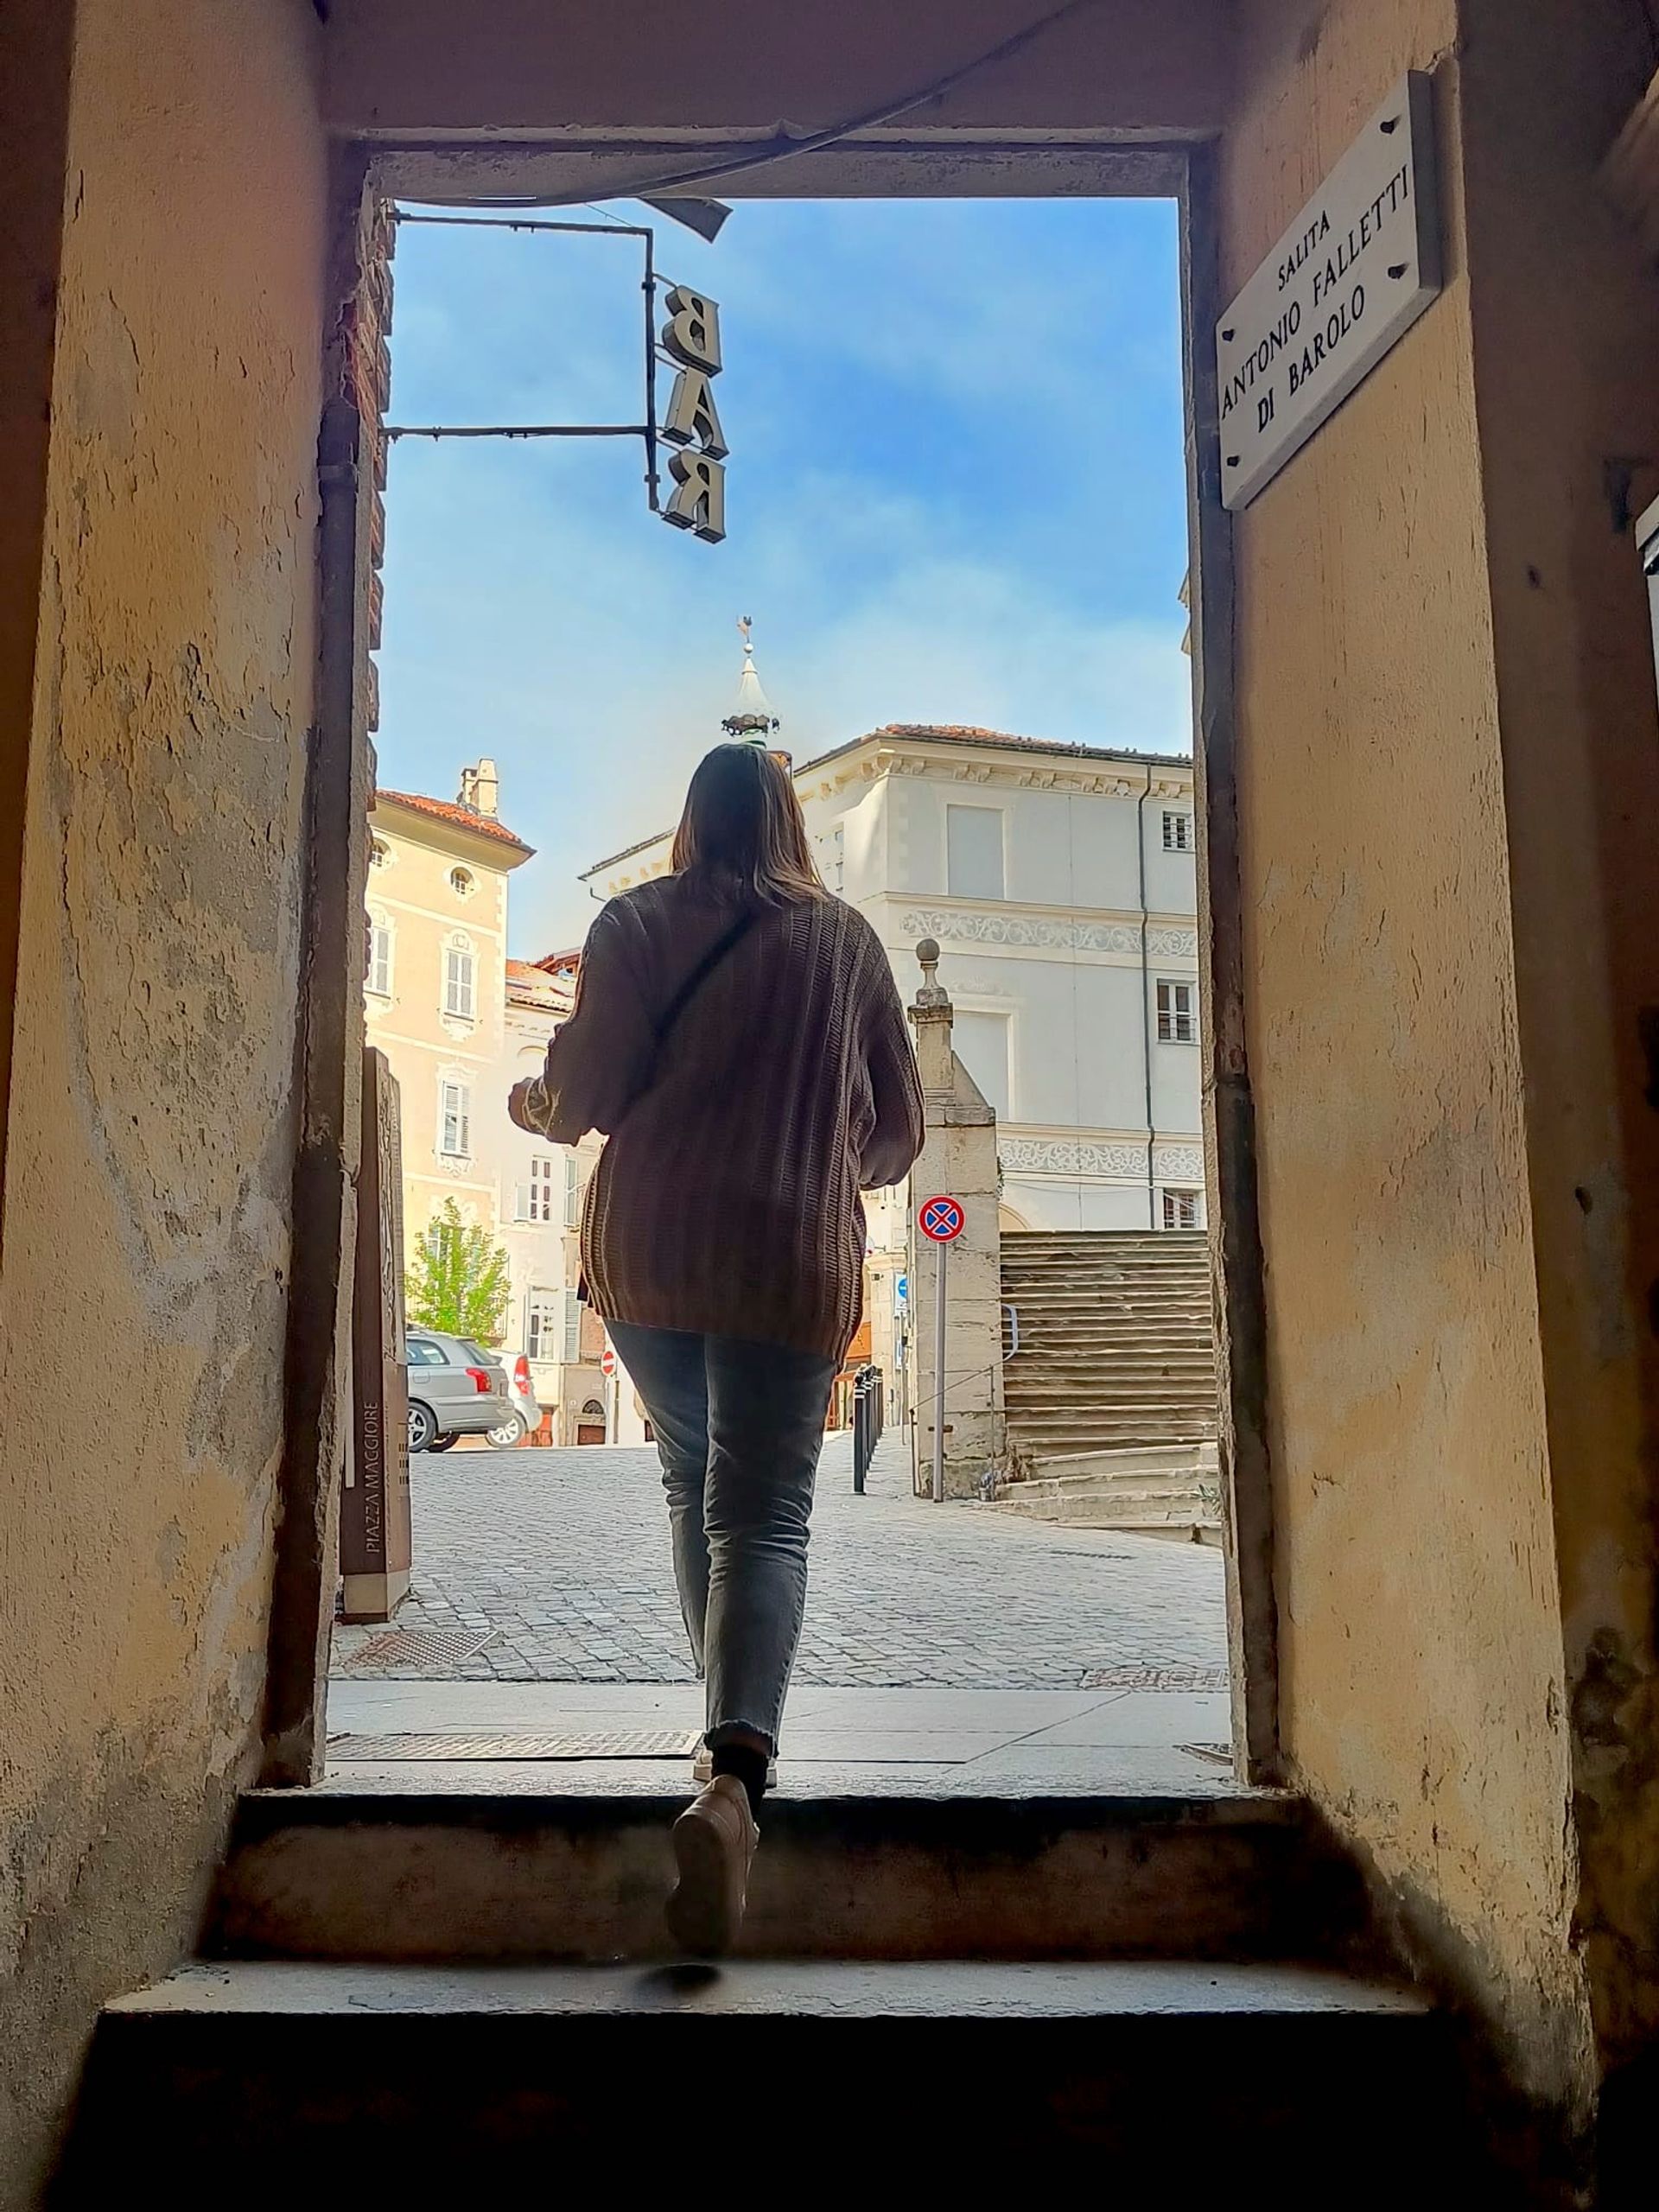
[378,197,1192,954]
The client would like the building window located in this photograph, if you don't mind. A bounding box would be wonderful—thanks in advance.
[443,939,476,1020]
[946,804,1005,900]
[449,866,476,899]
[438,1077,472,1158]
[526,1291,561,1363]
[822,823,845,894]
[1156,979,1197,1044]
[563,1151,582,1230]
[515,1154,556,1224]
[1162,1187,1201,1230]
[369,836,391,868]
[366,918,392,999]
[1162,810,1193,853]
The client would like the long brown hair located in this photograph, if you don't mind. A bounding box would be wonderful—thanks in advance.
[670,744,827,906]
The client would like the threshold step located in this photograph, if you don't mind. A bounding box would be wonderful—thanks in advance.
[209,1781,1358,1965]
[70,1958,1472,2182]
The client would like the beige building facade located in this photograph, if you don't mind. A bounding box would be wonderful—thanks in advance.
[364,770,605,1440]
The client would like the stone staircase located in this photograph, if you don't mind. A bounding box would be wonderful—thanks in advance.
[60,1775,1488,2187]
[990,1440,1221,1538]
[997,1232,1218,1530]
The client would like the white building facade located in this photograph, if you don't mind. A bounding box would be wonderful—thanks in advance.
[583,723,1205,1237]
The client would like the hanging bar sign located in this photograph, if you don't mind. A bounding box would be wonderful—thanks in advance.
[1216,73,1440,511]
[659,285,728,543]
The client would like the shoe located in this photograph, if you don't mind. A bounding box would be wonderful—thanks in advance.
[692,1745,778,1788]
[665,1775,758,1958]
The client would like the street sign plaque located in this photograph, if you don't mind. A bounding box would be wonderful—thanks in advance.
[1216,72,1440,511]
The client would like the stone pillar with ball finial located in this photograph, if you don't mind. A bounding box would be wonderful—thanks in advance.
[906,938,1007,1501]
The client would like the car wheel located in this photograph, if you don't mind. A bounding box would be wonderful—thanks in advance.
[486,1411,528,1449]
[407,1402,437,1454]
[426,1432,458,1453]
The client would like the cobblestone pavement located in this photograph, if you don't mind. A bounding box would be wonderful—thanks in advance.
[333,1433,1228,1690]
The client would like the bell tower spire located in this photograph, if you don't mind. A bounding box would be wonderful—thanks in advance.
[721,615,781,744]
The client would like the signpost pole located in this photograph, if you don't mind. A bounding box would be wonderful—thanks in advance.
[932,1233,948,1504]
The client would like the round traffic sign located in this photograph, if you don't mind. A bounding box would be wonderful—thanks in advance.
[918,1194,965,1243]
[601,1345,617,1378]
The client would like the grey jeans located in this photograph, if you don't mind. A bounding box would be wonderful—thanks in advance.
[606,1323,837,1753]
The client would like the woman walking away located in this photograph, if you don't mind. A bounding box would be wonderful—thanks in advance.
[509,744,924,1955]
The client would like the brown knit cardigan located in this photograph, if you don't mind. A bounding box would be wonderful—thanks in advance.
[512,875,925,1359]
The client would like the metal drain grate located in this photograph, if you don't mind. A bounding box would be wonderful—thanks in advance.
[335,1627,499,1674]
[328,1730,702,1762]
[1078,1663,1230,1692]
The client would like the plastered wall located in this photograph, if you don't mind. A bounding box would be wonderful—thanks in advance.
[1222,0,1591,2117]
[0,0,325,2193]
[1455,0,1659,2111]
[322,0,1231,144]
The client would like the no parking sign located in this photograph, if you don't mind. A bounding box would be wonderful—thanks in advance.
[916,1195,963,1504]
[918,1194,965,1243]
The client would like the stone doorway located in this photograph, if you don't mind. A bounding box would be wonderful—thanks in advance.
[286,142,1268,1802]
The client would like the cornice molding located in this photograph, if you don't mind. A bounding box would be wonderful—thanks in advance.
[897,905,1198,958]
[998,1134,1205,1182]
[817,744,1191,801]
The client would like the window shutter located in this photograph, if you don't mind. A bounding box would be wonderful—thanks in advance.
[444,944,476,1019]
[562,1288,583,1364]
[367,923,391,996]
[563,1152,582,1228]
[513,1183,531,1223]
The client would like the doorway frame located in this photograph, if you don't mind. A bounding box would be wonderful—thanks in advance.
[263,132,1279,1787]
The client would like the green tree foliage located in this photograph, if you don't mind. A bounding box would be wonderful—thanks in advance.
[406,1198,511,1344]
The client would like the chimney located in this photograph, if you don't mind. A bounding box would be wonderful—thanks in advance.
[472,758,499,818]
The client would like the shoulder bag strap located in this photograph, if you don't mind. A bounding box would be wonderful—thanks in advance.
[576,906,758,1307]
[652,906,758,1047]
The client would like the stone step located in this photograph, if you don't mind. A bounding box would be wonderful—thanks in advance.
[1005,1354,1217,1375]
[990,1487,1214,1529]
[1006,1428,1218,1452]
[1023,1442,1220,1481]
[1000,1230,1211,1247]
[67,1958,1474,2181]
[1007,1428,1218,1455]
[206,1781,1357,1966]
[1007,1400,1217,1419]
[1000,1407,1221,1424]
[1001,1470,1209,1504]
[1001,1276,1209,1291]
[1002,1303,1211,1319]
[1005,1398,1217,1421]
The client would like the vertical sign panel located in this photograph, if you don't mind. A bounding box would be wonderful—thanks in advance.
[1217,73,1441,511]
[340,1046,411,1622]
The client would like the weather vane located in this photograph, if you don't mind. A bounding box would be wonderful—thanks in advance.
[722,617,781,742]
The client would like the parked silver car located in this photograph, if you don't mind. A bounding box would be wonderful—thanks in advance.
[487,1348,543,1448]
[404,1329,517,1453]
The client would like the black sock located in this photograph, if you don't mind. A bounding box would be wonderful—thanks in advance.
[710,1743,768,1819]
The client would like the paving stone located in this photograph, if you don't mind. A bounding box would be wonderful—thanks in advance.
[332,1433,1226,1689]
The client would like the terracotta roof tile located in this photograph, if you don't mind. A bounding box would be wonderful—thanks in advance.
[373,786,534,855]
[505,957,572,1007]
